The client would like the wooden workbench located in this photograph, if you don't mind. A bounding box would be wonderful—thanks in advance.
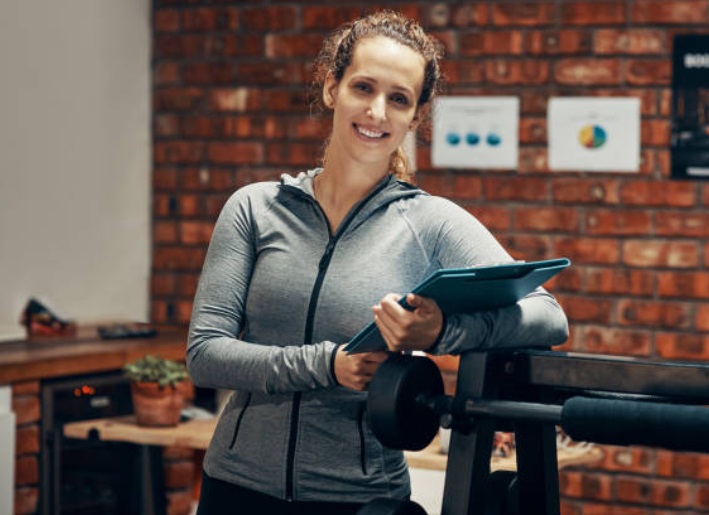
[64,415,602,472]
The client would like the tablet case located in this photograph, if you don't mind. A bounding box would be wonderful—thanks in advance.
[343,257,571,354]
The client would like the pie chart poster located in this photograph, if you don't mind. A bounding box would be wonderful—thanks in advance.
[671,34,709,180]
[548,97,640,172]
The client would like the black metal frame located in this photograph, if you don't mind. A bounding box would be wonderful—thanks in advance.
[440,349,709,515]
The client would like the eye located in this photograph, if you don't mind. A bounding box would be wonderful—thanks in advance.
[353,82,371,93]
[390,93,410,106]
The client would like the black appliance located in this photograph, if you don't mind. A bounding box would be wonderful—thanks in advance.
[40,371,138,515]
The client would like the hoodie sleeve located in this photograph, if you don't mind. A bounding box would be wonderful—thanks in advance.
[186,186,339,394]
[414,196,569,355]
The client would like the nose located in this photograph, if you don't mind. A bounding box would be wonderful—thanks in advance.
[367,94,387,121]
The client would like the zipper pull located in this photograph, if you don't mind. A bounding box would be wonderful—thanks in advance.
[318,243,335,270]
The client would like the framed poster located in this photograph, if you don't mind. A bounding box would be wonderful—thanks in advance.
[671,34,709,180]
[548,97,640,172]
[431,96,519,170]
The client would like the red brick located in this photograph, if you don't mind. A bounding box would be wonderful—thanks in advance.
[558,296,613,324]
[631,0,709,24]
[178,274,200,298]
[154,221,178,244]
[265,142,324,167]
[181,168,234,191]
[209,88,261,112]
[163,446,195,460]
[179,221,214,245]
[585,209,652,236]
[616,476,691,507]
[656,450,709,480]
[515,207,579,232]
[519,117,546,143]
[176,300,195,325]
[559,470,613,500]
[155,114,179,137]
[593,29,666,54]
[181,7,238,32]
[155,9,180,33]
[517,147,549,173]
[656,211,709,237]
[657,271,709,299]
[236,62,307,86]
[519,91,548,114]
[155,35,208,59]
[617,299,691,329]
[166,492,194,515]
[151,273,176,297]
[448,174,483,200]
[554,238,620,265]
[484,177,548,201]
[12,382,39,396]
[467,206,511,232]
[461,31,524,56]
[154,88,204,112]
[702,184,709,206]
[626,59,673,86]
[153,247,207,271]
[620,181,696,207]
[622,240,699,268]
[265,34,326,58]
[584,267,655,296]
[15,455,38,486]
[501,234,554,261]
[177,194,202,217]
[182,62,236,85]
[207,142,264,165]
[14,486,38,515]
[164,460,195,489]
[246,6,300,30]
[154,142,205,164]
[575,325,652,356]
[15,425,39,455]
[526,30,592,55]
[561,2,626,25]
[640,119,670,146]
[553,178,621,205]
[656,332,709,360]
[491,2,556,26]
[486,59,550,85]
[12,395,39,425]
[697,305,709,331]
[554,59,622,86]
[445,4,489,27]
[441,59,485,85]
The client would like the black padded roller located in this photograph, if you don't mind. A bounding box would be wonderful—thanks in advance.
[561,396,709,453]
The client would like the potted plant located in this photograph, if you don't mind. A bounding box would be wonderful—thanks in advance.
[123,354,189,427]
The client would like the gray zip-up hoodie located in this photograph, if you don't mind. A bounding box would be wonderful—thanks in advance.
[187,169,568,503]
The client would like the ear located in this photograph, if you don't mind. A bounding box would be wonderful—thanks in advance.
[323,72,338,109]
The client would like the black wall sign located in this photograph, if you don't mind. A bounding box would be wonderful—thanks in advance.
[671,34,709,180]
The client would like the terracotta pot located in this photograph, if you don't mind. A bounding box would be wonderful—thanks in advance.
[130,381,186,427]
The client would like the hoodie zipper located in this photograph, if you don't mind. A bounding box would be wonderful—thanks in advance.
[284,176,391,502]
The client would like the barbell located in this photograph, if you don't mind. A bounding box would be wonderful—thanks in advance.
[367,354,709,453]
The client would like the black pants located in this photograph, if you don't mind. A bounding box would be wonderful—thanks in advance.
[196,470,365,515]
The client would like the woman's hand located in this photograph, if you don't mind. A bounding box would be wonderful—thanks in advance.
[333,346,388,391]
[372,293,444,352]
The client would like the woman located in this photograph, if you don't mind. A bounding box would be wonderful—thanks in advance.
[187,10,568,515]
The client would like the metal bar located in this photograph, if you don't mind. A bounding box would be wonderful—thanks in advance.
[509,350,709,401]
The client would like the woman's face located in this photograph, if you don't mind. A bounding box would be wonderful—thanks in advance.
[324,35,425,172]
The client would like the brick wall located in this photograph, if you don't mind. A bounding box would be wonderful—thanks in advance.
[151,1,709,513]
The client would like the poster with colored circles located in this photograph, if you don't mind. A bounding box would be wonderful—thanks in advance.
[431,96,519,169]
[548,97,640,172]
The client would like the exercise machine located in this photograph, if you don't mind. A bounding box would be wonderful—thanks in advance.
[358,349,709,515]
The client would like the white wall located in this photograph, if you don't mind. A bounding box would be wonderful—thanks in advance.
[0,0,151,340]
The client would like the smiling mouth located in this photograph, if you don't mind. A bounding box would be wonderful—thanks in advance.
[354,124,389,140]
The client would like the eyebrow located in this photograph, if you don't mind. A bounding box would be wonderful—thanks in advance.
[350,75,416,98]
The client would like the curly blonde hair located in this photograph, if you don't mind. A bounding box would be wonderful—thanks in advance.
[312,11,445,183]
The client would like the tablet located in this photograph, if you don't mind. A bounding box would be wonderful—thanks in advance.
[343,257,570,354]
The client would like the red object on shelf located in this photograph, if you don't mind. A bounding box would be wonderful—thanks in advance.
[20,298,77,338]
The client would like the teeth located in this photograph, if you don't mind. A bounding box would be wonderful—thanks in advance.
[357,126,385,139]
